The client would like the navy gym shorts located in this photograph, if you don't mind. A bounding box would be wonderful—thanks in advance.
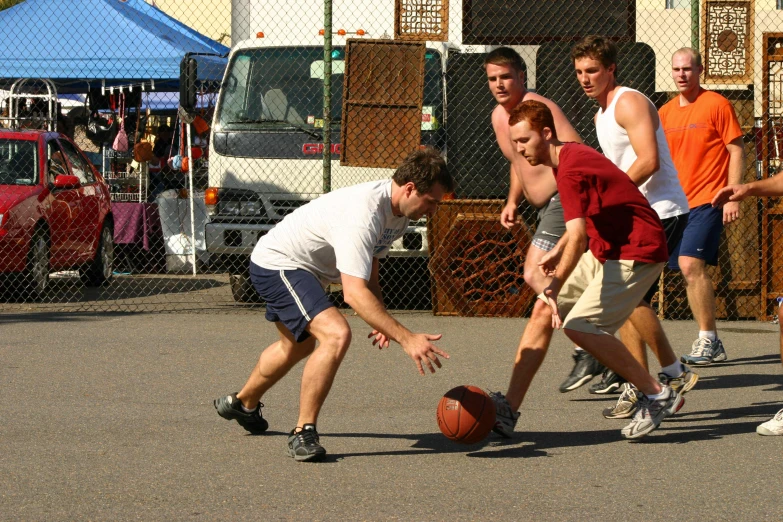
[669,203,723,269]
[249,262,334,342]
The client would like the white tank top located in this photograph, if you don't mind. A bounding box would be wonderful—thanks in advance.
[595,87,689,219]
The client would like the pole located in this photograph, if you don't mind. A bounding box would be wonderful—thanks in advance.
[187,122,197,276]
[323,0,332,193]
[691,0,700,51]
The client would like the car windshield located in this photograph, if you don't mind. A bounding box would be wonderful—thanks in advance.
[0,139,38,185]
[216,46,443,131]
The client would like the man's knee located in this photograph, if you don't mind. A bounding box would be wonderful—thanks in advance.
[524,245,553,293]
[322,323,352,359]
[523,268,545,292]
[309,312,353,359]
[678,256,706,282]
[530,298,552,321]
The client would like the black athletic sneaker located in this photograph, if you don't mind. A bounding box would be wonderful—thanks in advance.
[287,424,327,462]
[588,368,626,394]
[213,392,269,434]
[559,350,606,393]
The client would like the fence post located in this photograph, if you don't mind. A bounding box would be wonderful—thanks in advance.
[323,0,333,194]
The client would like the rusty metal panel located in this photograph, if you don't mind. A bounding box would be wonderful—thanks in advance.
[341,39,425,168]
[395,0,449,42]
[428,200,535,317]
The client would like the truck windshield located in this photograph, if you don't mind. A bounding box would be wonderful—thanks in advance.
[216,46,443,132]
[0,139,38,186]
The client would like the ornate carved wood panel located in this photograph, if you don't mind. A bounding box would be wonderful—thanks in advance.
[395,0,449,42]
[703,0,753,83]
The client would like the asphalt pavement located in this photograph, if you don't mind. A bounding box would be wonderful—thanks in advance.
[1,311,782,520]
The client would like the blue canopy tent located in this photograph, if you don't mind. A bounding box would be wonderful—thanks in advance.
[0,0,229,93]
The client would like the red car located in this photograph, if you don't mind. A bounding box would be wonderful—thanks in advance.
[0,129,113,297]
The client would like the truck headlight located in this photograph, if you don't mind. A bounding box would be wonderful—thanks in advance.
[222,201,240,216]
[240,200,261,216]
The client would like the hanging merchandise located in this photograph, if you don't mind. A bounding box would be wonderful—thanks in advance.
[192,114,209,135]
[133,92,154,161]
[112,92,129,152]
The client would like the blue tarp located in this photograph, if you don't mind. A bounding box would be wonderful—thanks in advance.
[0,0,229,93]
[59,91,215,111]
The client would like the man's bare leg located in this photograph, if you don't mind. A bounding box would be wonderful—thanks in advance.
[295,307,352,427]
[526,245,604,393]
[618,319,648,370]
[523,245,553,295]
[505,300,555,411]
[679,255,728,364]
[679,256,717,332]
[237,322,317,408]
[620,302,679,370]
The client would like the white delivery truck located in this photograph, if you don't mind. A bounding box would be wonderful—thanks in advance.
[199,1,505,304]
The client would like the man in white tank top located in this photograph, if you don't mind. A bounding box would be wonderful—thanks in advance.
[571,36,698,419]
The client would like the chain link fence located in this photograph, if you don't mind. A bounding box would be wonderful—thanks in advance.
[0,0,781,320]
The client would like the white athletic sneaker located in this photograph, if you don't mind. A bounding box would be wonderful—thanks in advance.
[757,408,783,436]
[620,385,684,440]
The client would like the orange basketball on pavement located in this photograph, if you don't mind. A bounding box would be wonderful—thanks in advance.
[436,385,496,444]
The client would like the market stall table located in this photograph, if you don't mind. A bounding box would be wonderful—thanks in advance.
[112,202,165,273]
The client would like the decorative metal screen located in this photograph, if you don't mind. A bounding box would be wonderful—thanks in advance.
[704,0,753,82]
[395,0,448,41]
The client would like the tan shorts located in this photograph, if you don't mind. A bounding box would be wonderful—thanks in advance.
[539,251,664,336]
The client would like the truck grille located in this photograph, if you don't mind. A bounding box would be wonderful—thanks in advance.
[269,199,308,217]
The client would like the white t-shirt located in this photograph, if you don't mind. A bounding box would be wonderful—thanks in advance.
[595,87,689,220]
[251,180,409,286]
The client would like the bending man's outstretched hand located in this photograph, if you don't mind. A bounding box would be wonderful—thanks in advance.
[400,332,449,375]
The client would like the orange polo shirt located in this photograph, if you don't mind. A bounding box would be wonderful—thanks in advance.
[658,89,743,208]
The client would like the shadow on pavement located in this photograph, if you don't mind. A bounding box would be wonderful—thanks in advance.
[325,431,497,461]
[323,401,783,460]
[664,401,782,422]
[0,311,132,323]
[689,372,782,391]
[710,354,781,367]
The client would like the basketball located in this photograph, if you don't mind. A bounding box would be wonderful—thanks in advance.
[436,385,496,444]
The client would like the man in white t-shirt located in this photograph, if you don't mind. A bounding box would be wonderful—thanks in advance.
[214,148,454,462]
[571,35,698,419]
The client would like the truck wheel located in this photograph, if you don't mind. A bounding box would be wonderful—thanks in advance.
[81,222,114,287]
[24,228,50,298]
[230,270,262,303]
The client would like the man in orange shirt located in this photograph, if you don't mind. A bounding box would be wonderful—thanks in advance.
[659,48,745,365]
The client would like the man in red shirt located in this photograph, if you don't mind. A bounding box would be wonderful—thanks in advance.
[505,100,684,439]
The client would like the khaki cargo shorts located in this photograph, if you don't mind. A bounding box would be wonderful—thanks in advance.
[539,251,665,336]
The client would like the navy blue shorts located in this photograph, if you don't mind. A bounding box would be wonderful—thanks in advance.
[249,263,334,342]
[669,204,723,269]
[643,213,689,304]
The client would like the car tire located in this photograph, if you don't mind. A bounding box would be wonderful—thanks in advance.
[82,222,114,287]
[229,268,262,304]
[24,228,50,298]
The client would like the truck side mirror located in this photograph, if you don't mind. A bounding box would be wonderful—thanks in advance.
[180,56,198,112]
